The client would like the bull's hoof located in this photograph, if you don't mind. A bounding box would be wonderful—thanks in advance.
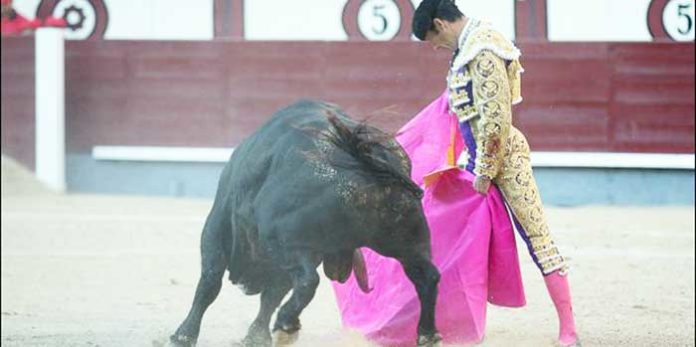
[272,317,300,346]
[169,334,196,347]
[237,330,272,347]
[417,332,442,347]
[272,329,299,346]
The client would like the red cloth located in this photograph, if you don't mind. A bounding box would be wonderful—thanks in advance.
[2,10,66,36]
[1,12,39,36]
[332,92,526,346]
[42,16,66,28]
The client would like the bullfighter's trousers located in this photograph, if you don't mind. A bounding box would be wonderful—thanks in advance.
[456,123,569,275]
[491,127,567,275]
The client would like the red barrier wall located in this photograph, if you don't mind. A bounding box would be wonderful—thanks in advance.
[2,38,694,170]
[63,40,694,154]
[517,42,695,152]
[1,37,35,170]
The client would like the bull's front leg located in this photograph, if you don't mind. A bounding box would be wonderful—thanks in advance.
[401,256,442,347]
[272,256,320,345]
[238,277,292,347]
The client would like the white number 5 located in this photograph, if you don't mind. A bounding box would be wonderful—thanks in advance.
[357,0,401,41]
[663,0,695,41]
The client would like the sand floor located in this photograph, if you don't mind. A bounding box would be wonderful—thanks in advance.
[1,155,694,346]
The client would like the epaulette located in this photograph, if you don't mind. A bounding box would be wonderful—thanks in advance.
[451,23,521,71]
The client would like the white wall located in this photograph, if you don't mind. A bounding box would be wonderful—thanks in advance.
[409,0,515,40]
[453,0,515,40]
[12,0,694,42]
[104,0,213,40]
[11,0,41,18]
[246,0,515,41]
[547,0,653,41]
[244,0,349,41]
[11,0,214,40]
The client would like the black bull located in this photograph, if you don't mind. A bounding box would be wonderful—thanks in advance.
[170,100,442,347]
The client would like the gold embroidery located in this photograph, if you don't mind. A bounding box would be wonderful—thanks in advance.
[449,69,471,88]
[507,59,524,104]
[451,104,478,122]
[482,121,501,137]
[449,88,470,106]
[447,21,563,275]
[475,58,495,77]
[451,25,521,71]
[494,128,568,274]
[480,81,500,99]
[464,49,565,274]
[470,50,511,179]
[448,66,477,120]
[449,21,524,106]
[481,100,503,118]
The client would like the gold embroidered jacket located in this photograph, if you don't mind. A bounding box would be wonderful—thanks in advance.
[447,20,524,179]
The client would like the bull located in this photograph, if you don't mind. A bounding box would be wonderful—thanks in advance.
[170,100,441,346]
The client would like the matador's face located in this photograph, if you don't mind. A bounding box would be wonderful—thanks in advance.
[423,19,459,52]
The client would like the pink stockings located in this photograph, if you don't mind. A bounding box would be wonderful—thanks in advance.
[544,271,579,346]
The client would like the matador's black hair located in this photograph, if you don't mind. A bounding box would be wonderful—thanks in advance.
[412,0,464,40]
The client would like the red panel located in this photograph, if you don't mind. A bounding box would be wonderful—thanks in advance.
[515,0,548,41]
[515,42,694,153]
[647,0,670,41]
[60,40,693,154]
[214,0,244,39]
[4,39,692,159]
[514,42,612,151]
[515,104,610,151]
[608,43,695,152]
[1,37,35,170]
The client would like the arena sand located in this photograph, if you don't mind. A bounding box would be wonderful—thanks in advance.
[2,155,694,346]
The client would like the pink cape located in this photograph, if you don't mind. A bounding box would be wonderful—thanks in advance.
[332,91,526,346]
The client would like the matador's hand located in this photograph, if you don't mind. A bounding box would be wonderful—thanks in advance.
[473,175,492,195]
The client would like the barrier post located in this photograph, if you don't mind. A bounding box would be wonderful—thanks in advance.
[34,28,66,192]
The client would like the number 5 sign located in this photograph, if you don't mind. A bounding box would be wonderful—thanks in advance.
[648,0,695,41]
[343,0,414,41]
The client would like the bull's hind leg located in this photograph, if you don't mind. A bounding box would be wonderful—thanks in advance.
[170,229,227,347]
[272,255,320,345]
[239,276,292,347]
[400,256,442,347]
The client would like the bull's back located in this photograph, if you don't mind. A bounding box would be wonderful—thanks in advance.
[223,100,346,194]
